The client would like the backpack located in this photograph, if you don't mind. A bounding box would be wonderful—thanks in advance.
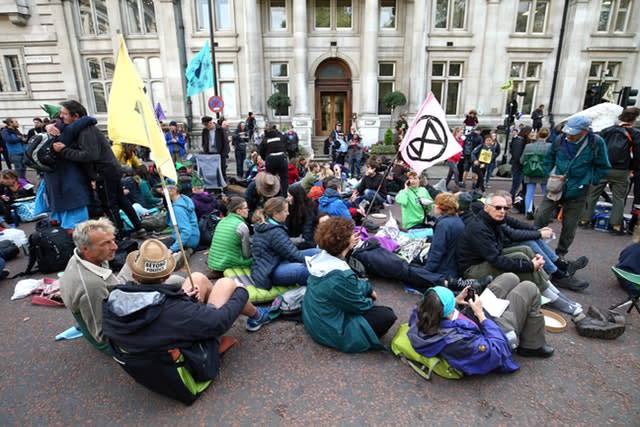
[602,126,634,169]
[522,151,545,177]
[0,240,20,261]
[269,286,306,321]
[109,239,139,272]
[26,220,75,274]
[198,212,221,247]
[24,133,57,173]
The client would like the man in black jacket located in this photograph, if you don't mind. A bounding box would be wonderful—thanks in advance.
[102,239,270,404]
[457,193,582,315]
[51,100,145,239]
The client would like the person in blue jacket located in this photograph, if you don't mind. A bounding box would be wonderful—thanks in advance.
[1,118,27,178]
[407,273,552,376]
[164,180,200,253]
[251,196,319,289]
[317,178,352,219]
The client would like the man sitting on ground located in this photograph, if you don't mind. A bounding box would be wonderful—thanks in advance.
[59,218,120,354]
[102,239,271,404]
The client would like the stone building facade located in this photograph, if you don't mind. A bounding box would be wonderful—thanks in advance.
[0,0,638,154]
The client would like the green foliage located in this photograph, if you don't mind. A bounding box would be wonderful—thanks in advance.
[383,128,394,146]
[267,92,291,126]
[382,91,407,111]
[370,143,397,155]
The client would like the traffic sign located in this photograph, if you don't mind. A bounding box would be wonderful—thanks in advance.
[208,95,224,113]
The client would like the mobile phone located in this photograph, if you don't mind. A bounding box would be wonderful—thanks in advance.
[465,288,475,302]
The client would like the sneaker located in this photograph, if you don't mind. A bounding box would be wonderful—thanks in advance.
[526,212,535,221]
[566,256,588,276]
[551,272,589,291]
[246,307,272,332]
[573,313,625,339]
[547,298,582,316]
[578,220,591,229]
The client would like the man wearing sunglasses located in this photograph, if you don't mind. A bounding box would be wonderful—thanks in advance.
[457,194,582,316]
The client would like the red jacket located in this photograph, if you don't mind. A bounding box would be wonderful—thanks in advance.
[288,163,300,185]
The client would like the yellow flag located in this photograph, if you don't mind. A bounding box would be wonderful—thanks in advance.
[500,79,513,92]
[108,35,177,182]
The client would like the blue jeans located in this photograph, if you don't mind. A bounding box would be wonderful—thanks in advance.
[517,239,558,275]
[446,161,459,186]
[235,149,246,178]
[525,182,547,214]
[485,162,496,184]
[10,153,25,178]
[362,189,385,205]
[510,168,523,199]
[271,248,320,286]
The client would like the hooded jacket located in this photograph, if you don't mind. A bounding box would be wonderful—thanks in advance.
[302,250,382,353]
[423,214,464,279]
[251,220,306,289]
[318,188,351,219]
[407,309,518,376]
[102,282,248,402]
[168,194,200,251]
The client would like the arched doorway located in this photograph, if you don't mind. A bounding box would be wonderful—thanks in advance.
[315,58,352,136]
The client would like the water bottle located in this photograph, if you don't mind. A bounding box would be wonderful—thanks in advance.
[505,330,519,350]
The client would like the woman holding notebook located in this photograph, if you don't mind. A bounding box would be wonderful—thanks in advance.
[405,273,552,376]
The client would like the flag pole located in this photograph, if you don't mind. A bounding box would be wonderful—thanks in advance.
[137,100,196,291]
[206,0,220,118]
[363,150,402,217]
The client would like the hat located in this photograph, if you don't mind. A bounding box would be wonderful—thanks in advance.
[457,192,473,212]
[430,286,456,317]
[126,239,176,281]
[192,175,205,188]
[169,120,178,127]
[254,172,281,197]
[562,115,591,136]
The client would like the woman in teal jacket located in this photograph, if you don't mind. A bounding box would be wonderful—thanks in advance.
[303,217,396,353]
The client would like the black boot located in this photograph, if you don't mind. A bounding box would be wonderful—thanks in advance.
[447,275,493,293]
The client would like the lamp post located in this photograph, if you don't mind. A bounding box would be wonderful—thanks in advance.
[207,0,220,117]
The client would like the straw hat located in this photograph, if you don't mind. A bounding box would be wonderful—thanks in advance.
[255,172,280,197]
[126,239,176,282]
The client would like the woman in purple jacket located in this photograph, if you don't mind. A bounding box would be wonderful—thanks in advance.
[407,273,552,376]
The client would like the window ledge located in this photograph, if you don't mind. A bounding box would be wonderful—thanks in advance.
[509,33,553,39]
[428,31,473,38]
[590,32,636,39]
[0,0,31,26]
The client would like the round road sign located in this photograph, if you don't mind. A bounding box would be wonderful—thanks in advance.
[208,95,224,113]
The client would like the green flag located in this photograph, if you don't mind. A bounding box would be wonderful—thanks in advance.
[500,79,513,92]
[41,104,61,119]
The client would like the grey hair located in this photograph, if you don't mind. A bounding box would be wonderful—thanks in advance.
[73,218,116,249]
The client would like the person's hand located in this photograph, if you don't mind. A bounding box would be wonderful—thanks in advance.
[123,188,130,195]
[467,294,486,322]
[455,286,471,306]
[370,290,378,300]
[532,254,545,271]
[538,227,553,239]
[473,160,479,166]
[52,142,65,152]
[45,123,60,136]
[350,232,360,249]
[0,195,9,202]
[184,284,202,301]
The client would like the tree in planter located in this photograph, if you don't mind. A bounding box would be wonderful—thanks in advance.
[382,91,407,128]
[267,93,292,128]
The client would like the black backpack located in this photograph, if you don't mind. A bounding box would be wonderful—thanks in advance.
[109,239,139,272]
[26,220,75,274]
[24,133,57,173]
[198,212,222,247]
[0,240,20,261]
[601,126,635,169]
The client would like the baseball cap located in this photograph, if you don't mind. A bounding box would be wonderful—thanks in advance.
[562,116,591,136]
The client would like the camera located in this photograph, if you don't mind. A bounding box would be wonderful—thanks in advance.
[465,288,475,302]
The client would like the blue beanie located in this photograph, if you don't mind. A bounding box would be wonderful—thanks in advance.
[431,286,455,317]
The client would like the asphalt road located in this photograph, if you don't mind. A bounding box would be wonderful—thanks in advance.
[0,170,638,426]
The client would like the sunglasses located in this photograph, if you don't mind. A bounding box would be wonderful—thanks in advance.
[490,205,509,211]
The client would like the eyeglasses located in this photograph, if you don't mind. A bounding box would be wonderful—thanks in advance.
[490,205,508,211]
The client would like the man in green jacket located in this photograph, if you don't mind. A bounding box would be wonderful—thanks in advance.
[395,170,433,230]
[534,115,610,258]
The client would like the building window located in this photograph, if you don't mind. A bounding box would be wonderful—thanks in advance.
[515,0,548,33]
[132,56,166,109]
[0,54,27,93]
[195,0,232,31]
[314,0,352,30]
[122,0,156,34]
[434,0,466,30]
[597,0,632,32]
[271,62,289,116]
[380,0,396,29]
[218,62,237,117]
[77,0,109,36]
[509,61,542,114]
[586,61,621,104]
[430,61,462,115]
[86,57,114,112]
[377,62,395,114]
[270,0,287,30]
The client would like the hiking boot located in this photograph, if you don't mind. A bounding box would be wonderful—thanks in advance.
[573,313,625,339]
[516,344,554,358]
[555,256,588,276]
[586,305,626,325]
[550,271,589,291]
[246,307,272,332]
